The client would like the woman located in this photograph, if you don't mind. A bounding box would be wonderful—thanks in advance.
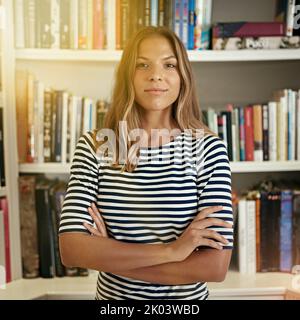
[59,26,233,300]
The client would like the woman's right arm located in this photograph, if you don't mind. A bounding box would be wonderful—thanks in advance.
[59,132,230,273]
[59,205,230,273]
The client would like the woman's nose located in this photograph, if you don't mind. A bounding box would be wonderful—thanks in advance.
[148,66,163,81]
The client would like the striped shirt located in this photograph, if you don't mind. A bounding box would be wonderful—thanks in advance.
[59,130,233,300]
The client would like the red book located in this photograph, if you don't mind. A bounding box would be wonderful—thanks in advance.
[213,22,286,38]
[93,0,105,49]
[0,198,11,283]
[244,105,254,161]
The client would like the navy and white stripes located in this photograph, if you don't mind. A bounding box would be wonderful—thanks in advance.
[59,130,233,300]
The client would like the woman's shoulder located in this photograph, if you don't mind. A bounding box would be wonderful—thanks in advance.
[76,130,98,157]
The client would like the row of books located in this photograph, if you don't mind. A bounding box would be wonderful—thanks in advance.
[203,89,300,162]
[0,197,11,284]
[14,0,213,50]
[19,175,89,278]
[212,0,300,50]
[230,179,300,274]
[0,108,5,186]
[16,70,109,164]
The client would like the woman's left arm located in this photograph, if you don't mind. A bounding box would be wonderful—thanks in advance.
[85,136,234,285]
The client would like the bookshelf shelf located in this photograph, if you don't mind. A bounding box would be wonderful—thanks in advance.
[0,187,6,197]
[15,48,300,62]
[19,161,300,174]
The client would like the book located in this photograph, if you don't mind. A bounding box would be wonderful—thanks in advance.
[212,36,300,50]
[212,22,286,38]
[19,175,39,278]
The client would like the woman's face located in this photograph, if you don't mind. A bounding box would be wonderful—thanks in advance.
[133,35,181,112]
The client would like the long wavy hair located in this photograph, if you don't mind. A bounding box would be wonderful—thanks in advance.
[93,26,214,173]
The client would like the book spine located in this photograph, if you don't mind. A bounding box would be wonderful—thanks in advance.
[50,0,60,49]
[181,0,189,48]
[244,105,254,161]
[0,198,11,283]
[70,0,79,49]
[150,0,158,26]
[14,0,25,48]
[286,0,296,36]
[246,200,256,274]
[253,104,263,162]
[93,0,105,49]
[268,101,277,161]
[239,107,245,161]
[188,0,195,50]
[213,22,286,38]
[262,104,269,161]
[280,190,293,272]
[60,0,71,49]
[212,36,300,50]
[238,199,247,274]
[107,0,116,50]
[0,109,5,186]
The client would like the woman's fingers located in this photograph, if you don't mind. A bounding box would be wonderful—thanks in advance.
[89,203,108,237]
[192,217,233,230]
[197,229,229,245]
[194,206,224,221]
[83,222,102,236]
[87,207,107,236]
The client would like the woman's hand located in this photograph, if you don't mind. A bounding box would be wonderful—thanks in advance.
[167,206,232,262]
[83,203,108,237]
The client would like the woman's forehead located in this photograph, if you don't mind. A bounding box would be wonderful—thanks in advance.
[137,36,176,58]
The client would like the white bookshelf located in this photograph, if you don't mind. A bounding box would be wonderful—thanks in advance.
[3,0,300,294]
[15,48,300,62]
[19,161,300,174]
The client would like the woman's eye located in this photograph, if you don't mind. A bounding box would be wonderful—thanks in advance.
[166,63,176,68]
[136,63,148,68]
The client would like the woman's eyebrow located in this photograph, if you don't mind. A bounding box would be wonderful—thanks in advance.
[137,55,177,60]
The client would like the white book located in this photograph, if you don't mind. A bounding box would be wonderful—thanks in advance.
[83,97,93,134]
[50,0,60,49]
[268,101,277,161]
[278,90,288,161]
[61,92,69,164]
[238,199,247,274]
[70,0,78,49]
[246,200,256,275]
[14,0,25,48]
[27,0,36,48]
[92,100,97,131]
[288,90,296,160]
[106,0,116,50]
[286,0,296,36]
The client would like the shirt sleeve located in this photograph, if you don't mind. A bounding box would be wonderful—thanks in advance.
[58,131,99,234]
[196,135,234,249]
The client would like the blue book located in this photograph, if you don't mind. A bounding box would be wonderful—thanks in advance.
[150,0,158,26]
[239,107,245,161]
[280,190,293,272]
[188,0,195,50]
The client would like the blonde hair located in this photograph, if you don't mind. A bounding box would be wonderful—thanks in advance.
[93,26,215,173]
